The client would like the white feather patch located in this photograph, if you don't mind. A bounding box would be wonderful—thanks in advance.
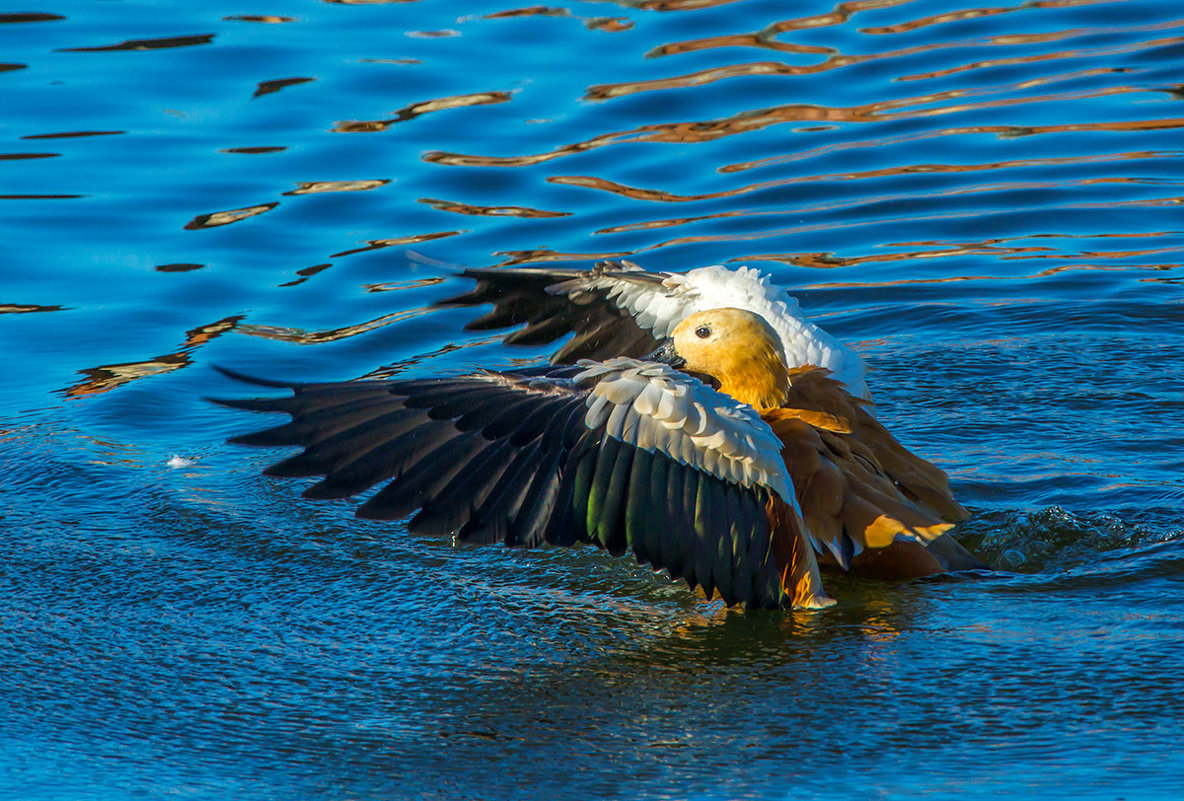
[578,264,870,400]
[575,358,792,499]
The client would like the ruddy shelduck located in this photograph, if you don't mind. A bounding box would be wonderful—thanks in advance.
[217,263,981,609]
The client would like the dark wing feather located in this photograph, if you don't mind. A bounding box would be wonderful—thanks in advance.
[214,360,812,608]
[434,261,668,364]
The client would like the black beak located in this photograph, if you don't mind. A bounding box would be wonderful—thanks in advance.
[647,340,686,369]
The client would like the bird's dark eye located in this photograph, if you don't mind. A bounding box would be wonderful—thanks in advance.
[695,325,711,339]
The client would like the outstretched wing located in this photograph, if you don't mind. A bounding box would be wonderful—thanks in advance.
[214,359,832,609]
[435,261,668,364]
[436,260,870,399]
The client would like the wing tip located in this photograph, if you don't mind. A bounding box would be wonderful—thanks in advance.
[210,364,298,390]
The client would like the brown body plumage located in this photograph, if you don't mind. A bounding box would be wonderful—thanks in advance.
[670,308,976,594]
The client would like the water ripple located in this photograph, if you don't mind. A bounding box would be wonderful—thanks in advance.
[3,0,1184,797]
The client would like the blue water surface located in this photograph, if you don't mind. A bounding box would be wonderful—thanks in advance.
[3,1,1184,799]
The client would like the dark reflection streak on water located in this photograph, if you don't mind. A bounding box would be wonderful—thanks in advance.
[56,34,216,53]
[637,0,755,11]
[332,91,511,134]
[20,131,124,140]
[359,57,422,65]
[252,77,315,99]
[155,263,206,273]
[62,316,242,399]
[0,64,27,73]
[223,15,298,23]
[0,153,58,161]
[219,146,286,154]
[481,7,572,20]
[0,13,65,24]
[0,194,86,199]
[278,263,333,289]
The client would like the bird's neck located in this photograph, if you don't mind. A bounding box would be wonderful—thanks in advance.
[713,347,790,412]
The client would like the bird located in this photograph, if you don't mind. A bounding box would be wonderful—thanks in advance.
[215,264,982,609]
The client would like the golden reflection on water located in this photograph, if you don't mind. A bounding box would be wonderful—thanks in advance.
[64,316,242,398]
[322,0,423,6]
[282,179,389,195]
[362,277,445,293]
[239,308,427,345]
[329,231,464,258]
[558,150,1168,211]
[333,91,512,133]
[802,263,1175,288]
[597,15,1177,100]
[646,32,834,58]
[860,0,1144,35]
[0,304,67,314]
[427,101,1184,175]
[420,197,571,218]
[902,28,1184,81]
[361,337,504,380]
[183,202,278,230]
[494,247,634,267]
